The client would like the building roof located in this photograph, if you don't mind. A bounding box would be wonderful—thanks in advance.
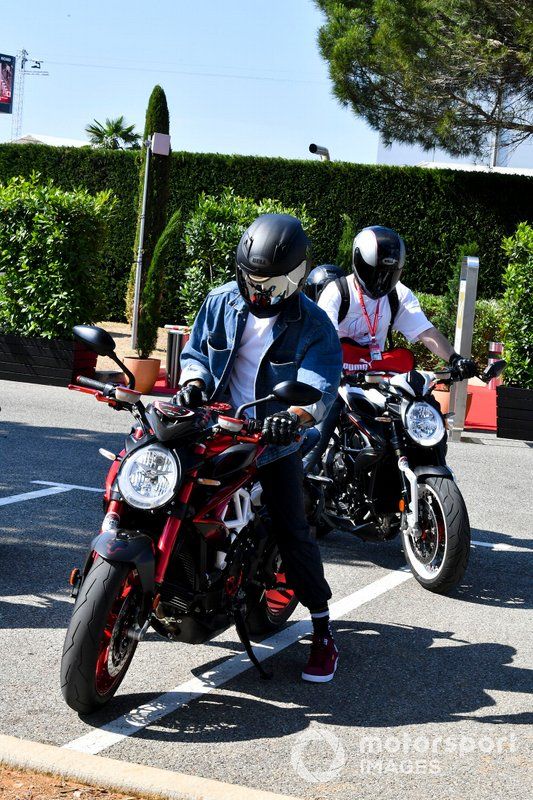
[13,133,89,148]
[417,160,533,178]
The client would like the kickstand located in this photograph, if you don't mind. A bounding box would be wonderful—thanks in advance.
[234,607,273,680]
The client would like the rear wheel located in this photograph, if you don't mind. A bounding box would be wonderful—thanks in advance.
[246,541,298,636]
[402,476,470,594]
[60,558,143,714]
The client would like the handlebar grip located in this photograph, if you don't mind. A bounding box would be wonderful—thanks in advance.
[76,375,107,392]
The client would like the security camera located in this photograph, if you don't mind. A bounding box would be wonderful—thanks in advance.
[309,143,330,161]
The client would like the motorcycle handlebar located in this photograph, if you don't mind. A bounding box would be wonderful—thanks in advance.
[76,375,108,392]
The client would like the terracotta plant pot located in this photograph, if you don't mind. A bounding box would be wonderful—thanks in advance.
[123,357,161,394]
[433,385,473,417]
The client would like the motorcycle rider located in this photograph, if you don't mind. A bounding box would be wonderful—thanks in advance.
[305,225,477,470]
[176,213,343,682]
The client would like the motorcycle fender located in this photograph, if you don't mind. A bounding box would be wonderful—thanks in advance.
[90,530,155,595]
[413,465,454,481]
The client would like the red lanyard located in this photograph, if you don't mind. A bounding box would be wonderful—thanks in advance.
[356,285,380,341]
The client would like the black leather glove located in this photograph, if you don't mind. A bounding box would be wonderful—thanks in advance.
[262,411,300,445]
[173,382,207,409]
[449,352,477,381]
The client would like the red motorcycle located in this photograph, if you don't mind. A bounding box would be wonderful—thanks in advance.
[60,325,321,714]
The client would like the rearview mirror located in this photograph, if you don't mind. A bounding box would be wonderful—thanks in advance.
[73,325,116,357]
[483,359,506,382]
[272,381,322,407]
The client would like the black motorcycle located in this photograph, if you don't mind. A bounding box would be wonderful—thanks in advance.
[307,360,505,594]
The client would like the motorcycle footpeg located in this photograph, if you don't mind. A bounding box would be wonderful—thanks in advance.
[322,510,357,532]
[306,474,334,484]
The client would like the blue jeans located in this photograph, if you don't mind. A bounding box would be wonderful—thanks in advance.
[258,452,331,611]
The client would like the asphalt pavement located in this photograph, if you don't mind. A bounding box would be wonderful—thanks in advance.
[0,379,531,800]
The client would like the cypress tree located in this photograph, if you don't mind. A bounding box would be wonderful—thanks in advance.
[126,85,171,330]
[136,209,183,358]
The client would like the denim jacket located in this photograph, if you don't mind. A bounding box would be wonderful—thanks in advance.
[180,281,342,465]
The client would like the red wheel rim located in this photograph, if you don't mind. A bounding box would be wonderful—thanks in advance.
[95,571,140,696]
[265,571,295,617]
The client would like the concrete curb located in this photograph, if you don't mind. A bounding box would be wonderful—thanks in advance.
[0,735,301,800]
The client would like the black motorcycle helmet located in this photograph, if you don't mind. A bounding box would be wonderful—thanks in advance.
[236,214,311,317]
[352,226,405,299]
[304,264,345,303]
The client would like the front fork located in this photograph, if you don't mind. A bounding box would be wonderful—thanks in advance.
[390,421,422,540]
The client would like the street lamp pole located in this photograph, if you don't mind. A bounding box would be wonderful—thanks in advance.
[131,137,151,351]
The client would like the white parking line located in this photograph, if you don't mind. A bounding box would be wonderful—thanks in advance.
[0,593,73,608]
[62,568,413,755]
[32,481,101,493]
[471,538,532,553]
[0,486,72,506]
[0,481,101,508]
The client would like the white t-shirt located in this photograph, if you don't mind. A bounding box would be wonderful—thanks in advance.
[318,276,432,349]
[229,313,279,414]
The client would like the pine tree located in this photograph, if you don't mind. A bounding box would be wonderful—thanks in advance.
[315,0,533,159]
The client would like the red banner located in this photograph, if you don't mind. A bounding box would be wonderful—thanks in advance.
[0,54,16,114]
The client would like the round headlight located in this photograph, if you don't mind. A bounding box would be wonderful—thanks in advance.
[404,401,445,447]
[117,444,180,509]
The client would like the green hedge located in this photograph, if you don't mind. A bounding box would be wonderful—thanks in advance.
[0,145,139,321]
[0,174,115,339]
[406,294,505,371]
[0,144,531,320]
[501,223,533,389]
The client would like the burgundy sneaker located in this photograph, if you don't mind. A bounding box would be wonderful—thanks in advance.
[301,634,339,683]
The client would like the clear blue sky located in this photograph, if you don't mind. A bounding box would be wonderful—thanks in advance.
[0,0,378,163]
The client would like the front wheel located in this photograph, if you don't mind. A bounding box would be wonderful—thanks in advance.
[402,476,470,594]
[60,558,143,714]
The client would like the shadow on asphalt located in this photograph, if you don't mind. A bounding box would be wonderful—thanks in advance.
[0,421,124,630]
[82,619,533,738]
[1,525,530,630]
[1,512,531,630]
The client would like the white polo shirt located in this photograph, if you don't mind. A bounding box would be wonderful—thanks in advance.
[318,276,432,349]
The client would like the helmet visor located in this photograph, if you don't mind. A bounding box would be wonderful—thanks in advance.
[356,260,403,299]
[237,261,308,312]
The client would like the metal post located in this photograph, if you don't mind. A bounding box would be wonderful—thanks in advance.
[449,256,479,442]
[487,341,504,391]
[131,139,151,351]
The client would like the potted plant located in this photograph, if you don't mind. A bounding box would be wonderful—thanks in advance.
[0,175,114,386]
[497,223,533,441]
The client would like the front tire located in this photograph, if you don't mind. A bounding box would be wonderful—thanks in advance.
[60,558,143,714]
[402,476,470,594]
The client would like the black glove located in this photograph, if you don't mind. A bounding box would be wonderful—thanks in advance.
[449,352,477,381]
[262,411,300,445]
[173,382,207,409]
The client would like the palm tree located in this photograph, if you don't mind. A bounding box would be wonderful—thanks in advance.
[85,116,141,150]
